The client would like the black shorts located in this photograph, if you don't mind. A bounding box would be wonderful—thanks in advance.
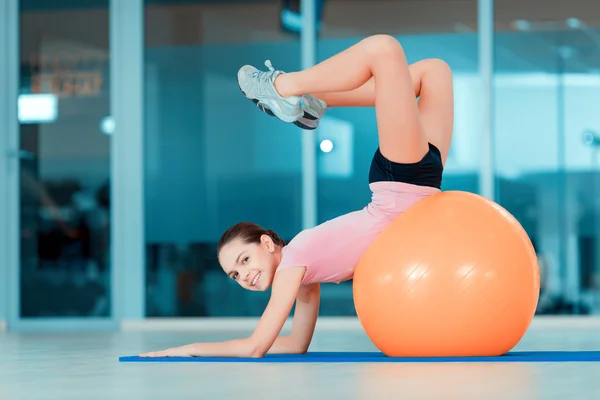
[368,143,443,189]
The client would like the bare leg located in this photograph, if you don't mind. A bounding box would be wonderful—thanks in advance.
[275,35,429,164]
[415,59,454,165]
[310,77,377,108]
[308,58,454,164]
[310,59,431,107]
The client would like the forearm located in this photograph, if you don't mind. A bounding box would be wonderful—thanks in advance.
[141,269,309,359]
[182,338,258,358]
[267,335,307,355]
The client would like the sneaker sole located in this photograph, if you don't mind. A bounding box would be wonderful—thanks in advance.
[238,84,319,130]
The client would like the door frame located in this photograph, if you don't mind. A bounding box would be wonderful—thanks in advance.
[1,0,145,332]
[0,0,20,333]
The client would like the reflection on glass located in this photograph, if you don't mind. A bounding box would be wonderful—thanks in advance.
[19,3,111,317]
[143,1,302,317]
[494,0,600,314]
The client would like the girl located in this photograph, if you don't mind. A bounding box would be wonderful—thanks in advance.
[141,34,454,358]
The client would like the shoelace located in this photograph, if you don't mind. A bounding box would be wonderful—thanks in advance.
[251,60,278,84]
[250,60,304,107]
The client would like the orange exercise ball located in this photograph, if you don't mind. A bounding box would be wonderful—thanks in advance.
[353,191,540,357]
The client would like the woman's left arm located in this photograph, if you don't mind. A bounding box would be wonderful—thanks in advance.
[139,266,306,358]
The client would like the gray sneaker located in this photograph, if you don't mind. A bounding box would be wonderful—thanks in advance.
[298,94,327,130]
[237,61,327,130]
[237,60,303,123]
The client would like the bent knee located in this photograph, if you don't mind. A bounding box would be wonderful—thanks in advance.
[423,58,453,77]
[364,34,406,59]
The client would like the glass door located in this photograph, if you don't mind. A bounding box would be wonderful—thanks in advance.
[8,0,115,329]
[560,42,600,314]
[493,1,600,315]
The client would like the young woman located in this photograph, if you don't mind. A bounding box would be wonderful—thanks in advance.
[141,34,454,358]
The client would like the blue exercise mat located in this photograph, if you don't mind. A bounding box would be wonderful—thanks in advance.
[119,351,600,363]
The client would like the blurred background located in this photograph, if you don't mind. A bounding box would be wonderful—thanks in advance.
[2,0,600,332]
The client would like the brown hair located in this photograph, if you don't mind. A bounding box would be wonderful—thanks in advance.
[217,222,285,254]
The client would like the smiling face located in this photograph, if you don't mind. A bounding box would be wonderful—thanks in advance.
[218,234,281,291]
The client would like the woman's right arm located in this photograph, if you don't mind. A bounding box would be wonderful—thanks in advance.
[268,282,321,354]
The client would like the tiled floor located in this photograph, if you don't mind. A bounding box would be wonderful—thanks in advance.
[0,319,599,399]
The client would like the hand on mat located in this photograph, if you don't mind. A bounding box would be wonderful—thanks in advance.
[139,346,194,358]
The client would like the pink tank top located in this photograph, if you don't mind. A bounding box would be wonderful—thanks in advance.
[276,181,440,285]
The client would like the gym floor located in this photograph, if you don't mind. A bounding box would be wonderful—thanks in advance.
[1,318,599,399]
